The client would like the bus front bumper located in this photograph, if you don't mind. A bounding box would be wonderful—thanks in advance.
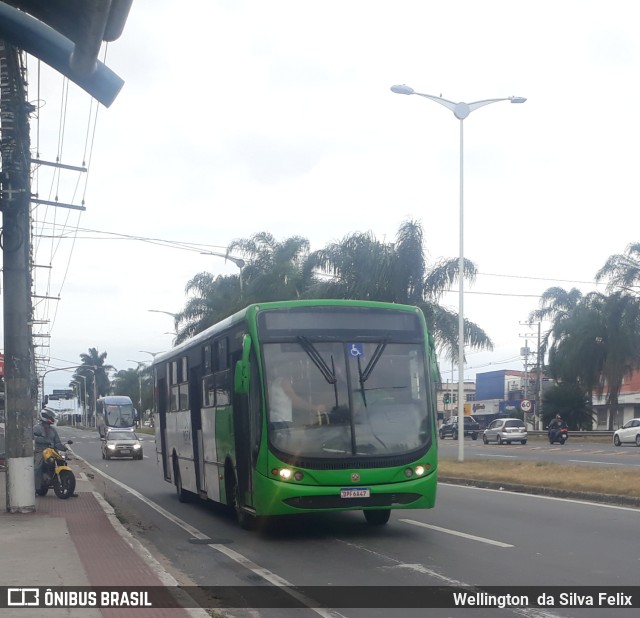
[252,469,437,516]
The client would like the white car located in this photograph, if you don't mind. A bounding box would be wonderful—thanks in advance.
[613,418,640,447]
[482,418,527,445]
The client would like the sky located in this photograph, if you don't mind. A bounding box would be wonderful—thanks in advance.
[9,0,640,394]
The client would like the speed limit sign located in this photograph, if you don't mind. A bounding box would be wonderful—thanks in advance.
[520,399,532,412]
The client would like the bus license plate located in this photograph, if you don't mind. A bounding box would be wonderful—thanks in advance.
[340,488,370,499]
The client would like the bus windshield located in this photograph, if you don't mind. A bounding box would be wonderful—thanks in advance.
[105,403,135,428]
[263,340,430,458]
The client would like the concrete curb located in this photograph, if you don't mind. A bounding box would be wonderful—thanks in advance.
[440,476,640,508]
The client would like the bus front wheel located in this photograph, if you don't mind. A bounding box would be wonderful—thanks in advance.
[226,470,254,530]
[363,509,391,525]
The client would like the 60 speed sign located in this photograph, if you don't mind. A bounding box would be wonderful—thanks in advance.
[520,399,532,412]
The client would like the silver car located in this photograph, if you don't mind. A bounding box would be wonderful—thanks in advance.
[613,418,640,447]
[483,418,527,445]
[101,430,143,460]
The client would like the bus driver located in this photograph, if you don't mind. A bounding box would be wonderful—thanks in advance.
[269,363,326,425]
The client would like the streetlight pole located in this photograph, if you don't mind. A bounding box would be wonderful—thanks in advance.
[139,350,163,359]
[148,309,179,335]
[41,365,85,407]
[391,84,526,462]
[75,374,88,426]
[128,359,150,422]
[200,251,246,296]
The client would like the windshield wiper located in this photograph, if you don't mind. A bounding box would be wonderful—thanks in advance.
[358,340,387,385]
[297,336,336,384]
[297,336,341,410]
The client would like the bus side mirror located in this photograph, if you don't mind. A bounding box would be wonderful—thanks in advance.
[234,333,252,395]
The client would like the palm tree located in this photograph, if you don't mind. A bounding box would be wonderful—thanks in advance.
[175,273,241,343]
[173,221,493,362]
[112,366,153,416]
[175,233,314,344]
[594,292,640,429]
[229,232,313,302]
[542,383,593,430]
[545,292,640,430]
[528,286,584,358]
[112,368,140,398]
[596,242,640,295]
[72,348,115,421]
[303,219,493,361]
[545,293,605,405]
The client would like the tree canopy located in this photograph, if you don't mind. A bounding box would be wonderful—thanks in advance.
[174,219,493,362]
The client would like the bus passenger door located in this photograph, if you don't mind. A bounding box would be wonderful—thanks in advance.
[232,350,253,508]
[156,376,170,481]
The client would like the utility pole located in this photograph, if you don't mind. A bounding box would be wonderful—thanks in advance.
[535,321,543,430]
[0,41,36,512]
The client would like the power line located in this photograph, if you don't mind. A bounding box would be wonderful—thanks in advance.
[478,271,602,286]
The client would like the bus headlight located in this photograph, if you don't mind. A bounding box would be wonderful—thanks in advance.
[271,468,304,481]
[404,465,426,478]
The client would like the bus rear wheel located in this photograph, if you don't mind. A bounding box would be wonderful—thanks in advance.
[173,460,190,503]
[363,509,391,525]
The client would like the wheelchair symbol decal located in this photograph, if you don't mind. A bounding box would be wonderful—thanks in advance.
[349,343,364,357]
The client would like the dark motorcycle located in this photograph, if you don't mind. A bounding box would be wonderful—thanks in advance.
[36,441,76,499]
[548,427,569,445]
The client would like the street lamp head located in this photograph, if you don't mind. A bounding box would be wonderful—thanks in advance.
[510,96,527,104]
[390,84,414,95]
[200,251,245,269]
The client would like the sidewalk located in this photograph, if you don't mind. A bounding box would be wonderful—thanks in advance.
[0,465,210,617]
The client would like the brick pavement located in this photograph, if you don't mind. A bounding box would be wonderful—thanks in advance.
[1,468,209,618]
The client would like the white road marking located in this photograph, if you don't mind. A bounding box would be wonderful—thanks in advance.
[442,482,640,512]
[568,459,640,467]
[399,519,514,547]
[334,540,562,618]
[476,453,517,458]
[72,452,345,618]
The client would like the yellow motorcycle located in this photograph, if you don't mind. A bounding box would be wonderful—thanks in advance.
[36,441,76,499]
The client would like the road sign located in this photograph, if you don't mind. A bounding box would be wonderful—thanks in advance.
[520,399,532,412]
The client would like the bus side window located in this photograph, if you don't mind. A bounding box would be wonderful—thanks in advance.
[179,383,189,411]
[216,338,228,371]
[215,370,231,407]
[203,374,215,408]
[170,385,179,412]
[203,344,211,373]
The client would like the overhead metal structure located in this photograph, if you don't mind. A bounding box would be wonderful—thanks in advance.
[0,0,132,106]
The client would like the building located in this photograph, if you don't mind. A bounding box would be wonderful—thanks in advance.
[437,381,475,421]
[469,369,552,428]
[592,370,640,429]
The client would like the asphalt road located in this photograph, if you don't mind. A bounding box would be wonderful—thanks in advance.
[59,427,640,618]
[438,435,640,467]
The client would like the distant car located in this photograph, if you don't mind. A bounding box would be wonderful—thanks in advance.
[613,418,640,447]
[439,416,479,440]
[483,418,528,445]
[101,430,143,460]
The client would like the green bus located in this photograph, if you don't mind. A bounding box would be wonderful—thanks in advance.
[153,300,438,527]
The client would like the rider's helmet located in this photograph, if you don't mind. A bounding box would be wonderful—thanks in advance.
[555,414,562,420]
[39,409,56,424]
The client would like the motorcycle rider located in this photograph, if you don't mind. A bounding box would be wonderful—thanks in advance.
[34,408,68,492]
[547,414,567,442]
